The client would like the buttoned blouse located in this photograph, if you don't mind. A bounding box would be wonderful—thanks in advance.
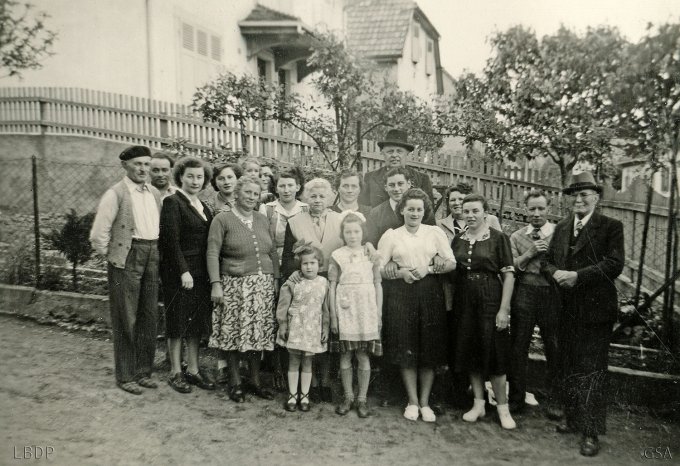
[123,176,159,240]
[452,227,514,275]
[377,224,455,269]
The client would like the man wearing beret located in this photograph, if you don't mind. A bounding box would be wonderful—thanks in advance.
[544,172,624,457]
[90,145,162,395]
[359,129,434,208]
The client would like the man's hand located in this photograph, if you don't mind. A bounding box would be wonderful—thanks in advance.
[384,260,399,280]
[432,254,446,273]
[529,239,549,257]
[399,269,418,284]
[553,270,578,288]
[411,265,429,280]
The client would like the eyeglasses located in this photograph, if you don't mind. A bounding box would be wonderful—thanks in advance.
[569,192,597,199]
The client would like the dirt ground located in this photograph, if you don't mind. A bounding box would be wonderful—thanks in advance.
[1,314,678,466]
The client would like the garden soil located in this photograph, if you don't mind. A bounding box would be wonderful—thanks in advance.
[1,314,678,465]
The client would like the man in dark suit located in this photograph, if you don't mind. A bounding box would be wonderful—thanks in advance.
[359,129,433,208]
[544,172,624,457]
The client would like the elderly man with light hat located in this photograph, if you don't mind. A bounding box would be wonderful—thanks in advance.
[544,172,624,457]
[90,145,162,395]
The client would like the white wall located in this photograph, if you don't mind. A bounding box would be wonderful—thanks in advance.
[396,13,439,100]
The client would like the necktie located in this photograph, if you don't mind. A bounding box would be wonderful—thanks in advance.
[312,216,323,239]
[531,228,541,241]
[574,220,583,238]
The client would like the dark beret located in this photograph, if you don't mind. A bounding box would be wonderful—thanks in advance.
[119,145,151,161]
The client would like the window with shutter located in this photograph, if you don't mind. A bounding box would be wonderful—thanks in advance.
[182,23,194,51]
[411,24,420,63]
[197,30,208,56]
[211,35,222,61]
[426,39,434,75]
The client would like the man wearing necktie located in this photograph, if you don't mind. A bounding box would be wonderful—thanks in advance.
[508,190,561,420]
[544,172,624,457]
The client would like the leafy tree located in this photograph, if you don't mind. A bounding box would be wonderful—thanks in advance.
[194,31,443,171]
[43,210,95,291]
[0,0,57,79]
[443,25,628,186]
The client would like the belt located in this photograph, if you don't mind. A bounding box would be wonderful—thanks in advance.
[132,238,158,244]
[462,271,488,281]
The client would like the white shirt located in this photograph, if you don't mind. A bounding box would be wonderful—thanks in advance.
[574,210,594,235]
[524,221,555,238]
[178,189,207,221]
[389,198,399,212]
[123,176,160,240]
[377,224,456,269]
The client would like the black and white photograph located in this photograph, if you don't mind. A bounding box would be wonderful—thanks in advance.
[0,0,678,464]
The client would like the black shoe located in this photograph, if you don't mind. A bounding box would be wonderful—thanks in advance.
[136,376,158,389]
[298,392,311,412]
[356,401,371,418]
[556,423,577,434]
[335,398,353,416]
[580,436,599,457]
[228,384,245,403]
[185,369,216,390]
[168,372,192,394]
[250,384,275,400]
[320,385,333,403]
[545,406,564,421]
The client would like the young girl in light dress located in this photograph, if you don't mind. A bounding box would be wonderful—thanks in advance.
[276,244,329,412]
[328,212,383,418]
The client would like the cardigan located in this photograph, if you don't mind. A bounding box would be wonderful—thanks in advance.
[206,210,279,283]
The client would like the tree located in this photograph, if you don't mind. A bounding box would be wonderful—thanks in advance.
[443,25,628,186]
[0,0,57,79]
[194,31,443,171]
[43,210,95,291]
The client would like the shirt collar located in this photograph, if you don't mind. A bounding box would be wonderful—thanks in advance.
[268,199,307,216]
[389,199,399,211]
[524,221,555,237]
[575,211,594,228]
[124,176,150,193]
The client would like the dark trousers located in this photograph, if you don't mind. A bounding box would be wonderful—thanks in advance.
[561,318,612,436]
[107,240,159,383]
[509,283,560,406]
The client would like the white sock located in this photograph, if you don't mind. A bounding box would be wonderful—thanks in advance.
[287,371,299,396]
[217,359,227,370]
[463,398,486,422]
[300,371,312,396]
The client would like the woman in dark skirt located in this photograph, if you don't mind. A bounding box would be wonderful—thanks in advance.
[159,156,215,393]
[451,193,516,429]
[377,188,456,423]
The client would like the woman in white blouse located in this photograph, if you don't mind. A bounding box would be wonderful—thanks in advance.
[377,188,456,423]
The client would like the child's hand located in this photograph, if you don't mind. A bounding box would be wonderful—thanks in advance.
[364,242,380,263]
[278,324,288,341]
[321,327,329,343]
[411,265,429,280]
[330,320,338,335]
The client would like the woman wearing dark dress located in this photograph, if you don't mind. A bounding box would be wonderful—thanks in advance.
[451,193,516,429]
[330,169,372,217]
[159,156,215,393]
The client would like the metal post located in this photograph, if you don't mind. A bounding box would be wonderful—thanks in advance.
[31,155,41,287]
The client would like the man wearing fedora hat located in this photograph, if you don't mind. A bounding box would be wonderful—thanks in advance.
[90,145,162,395]
[544,171,624,457]
[359,129,434,208]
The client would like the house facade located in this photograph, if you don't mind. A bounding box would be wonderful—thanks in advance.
[5,0,343,103]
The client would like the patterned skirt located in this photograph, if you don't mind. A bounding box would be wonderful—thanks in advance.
[329,334,383,356]
[208,274,276,353]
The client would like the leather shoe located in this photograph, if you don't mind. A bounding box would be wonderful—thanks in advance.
[117,381,143,395]
[185,369,216,390]
[356,401,371,418]
[545,406,564,421]
[168,372,192,394]
[228,384,245,403]
[137,377,158,389]
[556,423,577,434]
[580,436,599,457]
[298,393,311,412]
[250,384,275,400]
[335,398,353,416]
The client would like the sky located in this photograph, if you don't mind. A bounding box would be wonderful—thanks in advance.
[416,0,679,78]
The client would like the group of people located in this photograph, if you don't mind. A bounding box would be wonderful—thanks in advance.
[90,129,624,457]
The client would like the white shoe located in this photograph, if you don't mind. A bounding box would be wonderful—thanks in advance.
[525,392,539,406]
[463,398,486,422]
[497,403,517,430]
[420,406,436,423]
[403,404,419,421]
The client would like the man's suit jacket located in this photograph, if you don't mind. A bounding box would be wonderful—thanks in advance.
[365,199,436,246]
[159,192,213,282]
[544,211,624,324]
[359,166,434,208]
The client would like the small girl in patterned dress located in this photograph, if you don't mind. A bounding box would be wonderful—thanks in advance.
[329,212,383,418]
[276,244,329,412]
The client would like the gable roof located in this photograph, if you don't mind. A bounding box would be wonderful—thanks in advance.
[345,0,417,59]
[243,4,299,22]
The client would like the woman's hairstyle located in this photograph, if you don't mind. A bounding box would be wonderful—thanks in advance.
[173,156,212,190]
[339,212,368,244]
[261,172,275,193]
[240,157,261,171]
[235,175,261,196]
[462,193,489,212]
[152,151,175,167]
[210,162,242,191]
[293,242,324,268]
[275,166,306,198]
[334,169,363,191]
[302,177,334,206]
[396,188,433,219]
[443,182,474,216]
